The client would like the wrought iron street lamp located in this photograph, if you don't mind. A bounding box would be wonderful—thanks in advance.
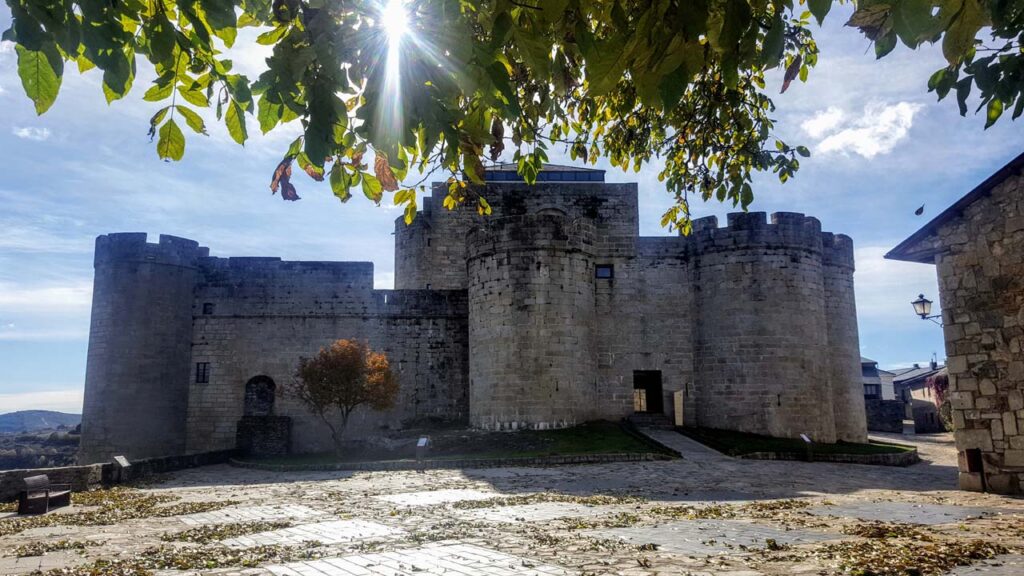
[911,294,943,326]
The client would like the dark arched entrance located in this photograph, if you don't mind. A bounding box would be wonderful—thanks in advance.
[243,376,276,416]
[237,375,290,456]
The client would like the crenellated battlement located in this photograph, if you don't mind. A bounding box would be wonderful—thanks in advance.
[94,233,209,268]
[821,232,856,270]
[688,211,825,255]
[639,212,846,262]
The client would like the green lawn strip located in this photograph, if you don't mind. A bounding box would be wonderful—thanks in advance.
[678,427,915,457]
[242,421,656,466]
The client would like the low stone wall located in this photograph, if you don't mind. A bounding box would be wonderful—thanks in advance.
[740,448,920,467]
[0,464,107,502]
[0,449,237,502]
[231,452,672,472]
[865,399,906,433]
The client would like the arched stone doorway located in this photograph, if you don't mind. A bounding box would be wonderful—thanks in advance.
[243,375,276,416]
[237,376,290,456]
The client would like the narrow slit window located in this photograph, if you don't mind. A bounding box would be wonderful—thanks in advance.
[195,362,210,384]
[596,264,614,279]
[202,303,215,315]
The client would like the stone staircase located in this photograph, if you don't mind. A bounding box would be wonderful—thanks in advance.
[627,413,675,430]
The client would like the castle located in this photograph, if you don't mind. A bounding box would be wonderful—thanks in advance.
[78,165,867,463]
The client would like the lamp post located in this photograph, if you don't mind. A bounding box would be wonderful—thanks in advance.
[911,294,943,326]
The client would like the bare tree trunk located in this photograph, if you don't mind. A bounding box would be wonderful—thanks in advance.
[318,414,344,458]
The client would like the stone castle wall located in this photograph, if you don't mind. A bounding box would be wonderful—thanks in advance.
[395,182,638,290]
[184,259,468,455]
[81,176,865,459]
[932,169,1024,494]
[690,213,838,442]
[80,234,208,464]
[467,214,597,429]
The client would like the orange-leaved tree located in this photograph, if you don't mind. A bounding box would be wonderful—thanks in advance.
[291,339,398,455]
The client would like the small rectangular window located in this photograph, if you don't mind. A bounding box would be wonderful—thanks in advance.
[202,303,215,315]
[596,264,614,279]
[195,362,210,384]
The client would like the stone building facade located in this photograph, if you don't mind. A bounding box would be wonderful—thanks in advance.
[887,151,1024,494]
[79,165,867,463]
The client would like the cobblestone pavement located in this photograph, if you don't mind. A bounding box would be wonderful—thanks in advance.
[2,432,1024,576]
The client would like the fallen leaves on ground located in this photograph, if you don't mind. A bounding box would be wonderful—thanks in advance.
[448,492,644,510]
[813,538,1009,575]
[0,487,238,537]
[6,539,98,558]
[160,520,293,543]
[841,521,932,540]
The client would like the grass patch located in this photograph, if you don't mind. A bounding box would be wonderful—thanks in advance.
[678,427,915,457]
[245,420,658,466]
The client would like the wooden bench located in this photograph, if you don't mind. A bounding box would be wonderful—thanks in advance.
[17,475,71,515]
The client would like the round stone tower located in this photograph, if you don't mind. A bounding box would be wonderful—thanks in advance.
[466,214,597,430]
[692,212,838,443]
[823,232,868,442]
[79,233,207,464]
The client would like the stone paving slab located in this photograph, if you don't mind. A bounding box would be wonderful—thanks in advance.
[374,488,499,507]
[266,542,571,575]
[178,504,326,526]
[588,520,839,556]
[453,502,611,524]
[946,555,1024,574]
[223,520,404,548]
[807,502,996,525]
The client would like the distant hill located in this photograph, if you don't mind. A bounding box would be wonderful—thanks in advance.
[0,410,81,434]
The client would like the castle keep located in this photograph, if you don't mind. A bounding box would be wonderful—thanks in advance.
[79,165,867,463]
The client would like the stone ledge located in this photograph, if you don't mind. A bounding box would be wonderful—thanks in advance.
[0,449,238,502]
[739,448,921,467]
[229,452,674,472]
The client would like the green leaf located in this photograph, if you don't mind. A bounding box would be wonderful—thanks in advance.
[102,50,135,103]
[942,0,985,65]
[176,105,208,135]
[257,25,289,46]
[584,36,628,96]
[808,0,831,26]
[178,86,210,107]
[875,32,897,59]
[150,106,171,131]
[258,98,282,133]
[144,80,175,102]
[759,16,785,69]
[330,163,351,202]
[985,98,1003,128]
[157,118,186,161]
[16,43,63,115]
[226,101,247,144]
[361,172,383,204]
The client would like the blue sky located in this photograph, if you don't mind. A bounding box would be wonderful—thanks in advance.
[1,6,1022,414]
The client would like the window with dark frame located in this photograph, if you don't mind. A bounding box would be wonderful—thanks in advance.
[863,384,881,399]
[595,264,614,279]
[195,362,210,384]
[202,303,215,315]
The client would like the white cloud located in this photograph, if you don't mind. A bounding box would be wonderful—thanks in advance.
[0,389,83,414]
[0,281,93,312]
[12,126,52,141]
[0,41,13,54]
[801,107,846,139]
[854,245,940,324]
[803,101,923,159]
